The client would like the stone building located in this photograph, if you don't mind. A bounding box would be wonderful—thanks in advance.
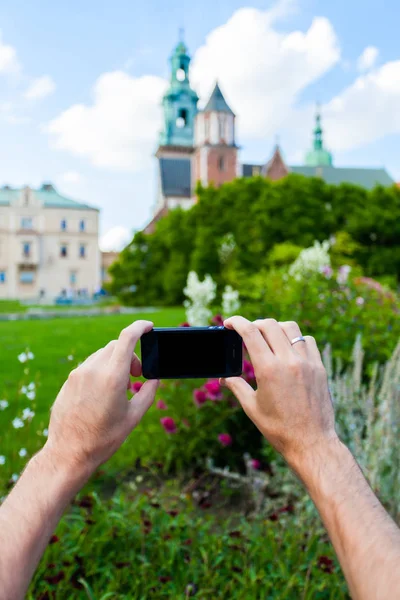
[145,36,393,233]
[0,183,100,300]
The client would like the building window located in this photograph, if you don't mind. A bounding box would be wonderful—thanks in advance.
[21,217,33,230]
[79,244,86,258]
[61,219,67,231]
[70,271,77,285]
[0,271,5,283]
[219,156,225,172]
[176,67,186,82]
[22,242,31,258]
[79,219,85,232]
[60,244,68,258]
[20,270,34,284]
[176,108,188,128]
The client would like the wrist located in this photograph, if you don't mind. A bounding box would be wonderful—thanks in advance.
[37,442,92,494]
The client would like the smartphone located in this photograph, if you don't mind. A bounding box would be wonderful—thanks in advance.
[141,326,243,380]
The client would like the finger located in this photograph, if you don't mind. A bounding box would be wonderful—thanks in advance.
[112,320,154,370]
[221,376,256,416]
[279,321,308,358]
[254,319,292,356]
[83,340,117,367]
[127,379,159,426]
[130,353,142,378]
[224,316,273,374]
[303,335,323,363]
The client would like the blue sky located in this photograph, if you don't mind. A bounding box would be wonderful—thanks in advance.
[0,0,399,249]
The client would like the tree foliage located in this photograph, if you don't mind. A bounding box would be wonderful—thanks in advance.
[108,175,400,305]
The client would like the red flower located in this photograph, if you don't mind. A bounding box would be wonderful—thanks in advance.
[160,417,177,434]
[156,400,168,410]
[44,571,65,585]
[250,459,261,470]
[179,322,190,327]
[212,314,224,326]
[243,360,255,381]
[130,381,143,394]
[49,535,59,544]
[317,555,335,574]
[218,433,232,447]
[193,389,207,407]
[205,379,223,401]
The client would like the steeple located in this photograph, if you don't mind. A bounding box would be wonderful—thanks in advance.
[305,106,333,167]
[203,82,234,115]
[159,34,199,148]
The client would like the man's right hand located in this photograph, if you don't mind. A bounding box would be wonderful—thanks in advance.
[222,316,339,469]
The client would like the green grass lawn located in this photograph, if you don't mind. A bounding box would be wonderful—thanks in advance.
[0,308,185,492]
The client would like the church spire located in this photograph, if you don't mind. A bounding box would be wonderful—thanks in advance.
[305,105,333,167]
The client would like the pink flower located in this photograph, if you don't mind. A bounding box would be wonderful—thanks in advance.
[205,379,223,401]
[130,381,143,394]
[251,459,261,470]
[156,400,168,410]
[218,433,232,447]
[356,296,365,306]
[320,265,333,279]
[212,314,224,326]
[243,360,255,381]
[160,417,177,434]
[193,389,208,407]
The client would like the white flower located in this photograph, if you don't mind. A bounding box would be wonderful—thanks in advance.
[0,400,8,411]
[222,285,240,317]
[27,382,35,391]
[42,428,49,437]
[337,265,352,285]
[0,456,6,465]
[20,386,28,394]
[18,353,27,363]
[12,418,24,429]
[218,233,236,264]
[183,271,217,326]
[18,448,27,458]
[27,351,34,360]
[289,240,331,281]
[22,408,35,421]
[11,473,18,483]
[26,391,36,401]
[67,355,74,361]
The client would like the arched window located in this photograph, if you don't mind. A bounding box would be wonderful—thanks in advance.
[219,156,225,172]
[176,108,188,128]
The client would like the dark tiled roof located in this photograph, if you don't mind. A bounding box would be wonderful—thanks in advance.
[203,83,234,115]
[160,158,192,197]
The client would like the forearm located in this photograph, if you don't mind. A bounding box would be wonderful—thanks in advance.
[0,446,88,600]
[294,438,400,600]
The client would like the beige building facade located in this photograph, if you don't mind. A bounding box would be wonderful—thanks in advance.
[0,183,100,300]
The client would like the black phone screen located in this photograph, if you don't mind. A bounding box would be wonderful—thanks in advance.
[158,330,225,378]
[141,327,242,379]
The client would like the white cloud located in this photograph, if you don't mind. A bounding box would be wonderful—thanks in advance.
[24,75,56,100]
[47,71,167,171]
[59,171,83,184]
[0,31,19,73]
[321,60,400,152]
[191,8,340,138]
[46,2,339,170]
[357,46,379,72]
[100,226,131,252]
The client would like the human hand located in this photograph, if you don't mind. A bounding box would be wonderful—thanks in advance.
[222,317,338,469]
[44,320,159,480]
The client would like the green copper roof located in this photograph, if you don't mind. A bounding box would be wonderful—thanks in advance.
[305,110,333,167]
[290,166,394,189]
[203,82,234,115]
[0,184,98,210]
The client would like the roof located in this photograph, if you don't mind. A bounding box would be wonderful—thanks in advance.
[159,158,192,197]
[290,166,394,189]
[203,83,234,115]
[242,164,394,189]
[0,184,98,210]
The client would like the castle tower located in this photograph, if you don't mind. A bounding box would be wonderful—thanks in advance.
[158,34,199,151]
[305,107,333,167]
[193,82,238,187]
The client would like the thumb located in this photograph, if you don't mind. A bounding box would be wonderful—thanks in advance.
[221,376,255,414]
[128,379,159,428]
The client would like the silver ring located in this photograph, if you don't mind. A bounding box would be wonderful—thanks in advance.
[291,336,306,346]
